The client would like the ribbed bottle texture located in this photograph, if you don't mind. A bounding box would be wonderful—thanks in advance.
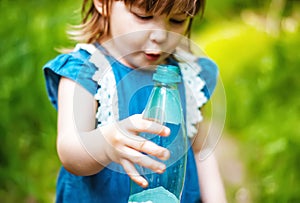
[128,65,187,203]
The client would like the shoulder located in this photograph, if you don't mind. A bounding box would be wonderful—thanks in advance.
[173,48,219,99]
[198,57,218,79]
[197,57,219,99]
[43,47,93,82]
[43,45,99,109]
[173,48,218,96]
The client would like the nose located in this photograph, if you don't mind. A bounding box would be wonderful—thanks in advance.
[149,29,168,44]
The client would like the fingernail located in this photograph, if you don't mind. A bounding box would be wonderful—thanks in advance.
[158,165,166,173]
[141,179,148,187]
[164,127,170,135]
[162,150,170,160]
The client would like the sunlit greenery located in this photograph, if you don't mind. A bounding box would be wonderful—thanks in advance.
[0,0,299,202]
[0,1,80,202]
[195,0,300,202]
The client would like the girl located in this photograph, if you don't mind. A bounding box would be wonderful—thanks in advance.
[43,0,227,202]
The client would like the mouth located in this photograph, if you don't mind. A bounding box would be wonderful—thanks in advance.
[144,53,161,61]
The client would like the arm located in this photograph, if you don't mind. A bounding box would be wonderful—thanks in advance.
[57,77,170,187]
[191,121,227,203]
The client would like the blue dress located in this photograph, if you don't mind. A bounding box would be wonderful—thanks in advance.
[43,43,218,203]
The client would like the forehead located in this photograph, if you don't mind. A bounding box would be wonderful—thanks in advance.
[123,0,200,16]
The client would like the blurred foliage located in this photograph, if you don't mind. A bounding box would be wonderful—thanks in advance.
[194,0,300,202]
[0,0,80,202]
[0,0,299,202]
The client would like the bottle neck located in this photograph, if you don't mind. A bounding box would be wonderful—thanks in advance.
[154,82,178,90]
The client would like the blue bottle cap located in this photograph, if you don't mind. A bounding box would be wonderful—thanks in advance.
[153,65,181,83]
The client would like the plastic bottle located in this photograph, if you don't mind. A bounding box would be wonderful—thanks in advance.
[128,65,187,203]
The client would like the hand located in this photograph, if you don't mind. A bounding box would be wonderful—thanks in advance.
[101,114,170,187]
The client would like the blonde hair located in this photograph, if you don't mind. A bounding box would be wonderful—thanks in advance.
[69,0,205,43]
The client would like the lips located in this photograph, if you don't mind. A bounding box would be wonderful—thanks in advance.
[144,53,161,61]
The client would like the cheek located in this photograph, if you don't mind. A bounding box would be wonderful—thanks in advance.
[166,32,185,51]
[110,12,134,36]
[119,31,148,47]
[112,32,147,57]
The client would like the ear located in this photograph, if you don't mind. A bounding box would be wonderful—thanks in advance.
[93,0,106,16]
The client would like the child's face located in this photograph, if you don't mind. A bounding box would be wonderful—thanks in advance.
[102,1,190,69]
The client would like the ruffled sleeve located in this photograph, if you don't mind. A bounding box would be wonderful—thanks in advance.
[43,49,98,109]
[197,57,218,100]
[175,48,219,138]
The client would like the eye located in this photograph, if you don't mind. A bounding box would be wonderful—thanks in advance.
[170,18,187,25]
[133,12,153,21]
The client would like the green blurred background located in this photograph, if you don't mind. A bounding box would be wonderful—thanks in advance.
[0,0,299,202]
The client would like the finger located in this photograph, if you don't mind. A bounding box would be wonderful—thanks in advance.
[122,114,170,136]
[124,135,170,160]
[120,146,167,174]
[120,159,148,188]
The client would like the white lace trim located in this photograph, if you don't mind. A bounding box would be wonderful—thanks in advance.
[74,43,97,54]
[75,44,119,126]
[175,48,208,138]
[76,44,208,138]
[92,50,119,126]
